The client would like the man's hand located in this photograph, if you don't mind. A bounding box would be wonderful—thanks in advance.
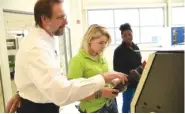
[102,72,128,84]
[6,94,20,113]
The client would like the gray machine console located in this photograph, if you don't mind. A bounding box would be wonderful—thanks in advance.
[131,51,184,113]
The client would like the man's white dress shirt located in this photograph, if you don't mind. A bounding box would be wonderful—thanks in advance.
[15,27,105,106]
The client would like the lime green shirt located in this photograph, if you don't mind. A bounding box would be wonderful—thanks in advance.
[67,49,110,113]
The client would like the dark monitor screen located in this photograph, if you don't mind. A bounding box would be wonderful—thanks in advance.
[135,51,184,113]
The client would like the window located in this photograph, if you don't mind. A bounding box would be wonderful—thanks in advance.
[114,9,139,27]
[139,8,164,26]
[115,27,140,44]
[87,10,115,44]
[171,6,185,26]
[140,26,163,43]
[87,10,114,28]
[87,8,164,45]
[139,8,164,44]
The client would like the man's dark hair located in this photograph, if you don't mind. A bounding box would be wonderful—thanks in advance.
[34,0,63,28]
[119,23,132,34]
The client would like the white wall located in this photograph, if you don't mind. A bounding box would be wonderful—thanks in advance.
[1,0,36,12]
[171,0,184,3]
[0,7,12,107]
[83,0,165,9]
[68,0,84,56]
[83,0,184,6]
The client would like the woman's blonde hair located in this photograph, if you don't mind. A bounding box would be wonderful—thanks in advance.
[81,24,112,55]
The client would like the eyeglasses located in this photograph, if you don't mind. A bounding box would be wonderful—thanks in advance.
[56,15,67,21]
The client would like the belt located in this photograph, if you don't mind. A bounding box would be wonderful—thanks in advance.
[17,97,59,113]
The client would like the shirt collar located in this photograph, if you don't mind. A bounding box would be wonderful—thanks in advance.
[79,49,105,63]
[33,27,56,49]
[35,27,54,40]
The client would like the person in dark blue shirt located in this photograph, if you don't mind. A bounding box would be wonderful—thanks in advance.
[113,23,142,113]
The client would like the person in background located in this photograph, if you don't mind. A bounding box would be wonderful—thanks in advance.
[113,23,142,113]
[67,24,120,113]
[5,0,128,113]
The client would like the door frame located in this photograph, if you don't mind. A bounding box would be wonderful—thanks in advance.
[0,7,33,111]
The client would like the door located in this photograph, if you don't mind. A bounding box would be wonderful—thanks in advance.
[3,10,34,94]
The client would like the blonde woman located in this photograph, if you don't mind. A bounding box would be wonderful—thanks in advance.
[67,24,119,113]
